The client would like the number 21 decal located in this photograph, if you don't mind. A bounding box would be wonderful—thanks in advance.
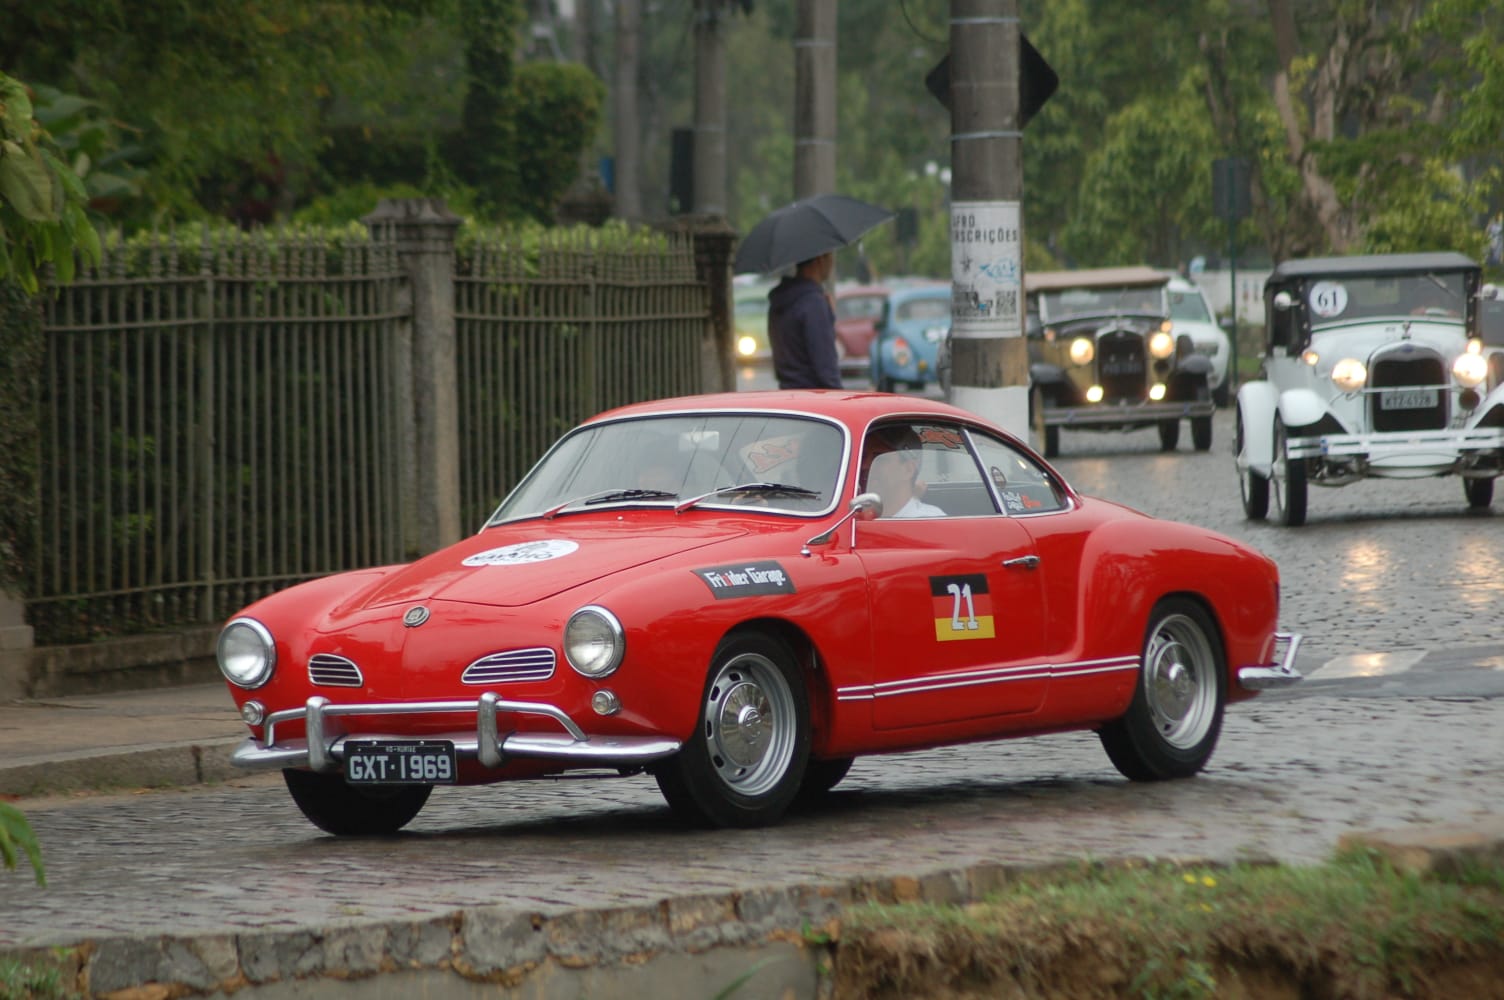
[929,574,997,641]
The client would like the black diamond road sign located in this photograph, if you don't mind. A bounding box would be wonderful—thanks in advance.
[925,34,1059,129]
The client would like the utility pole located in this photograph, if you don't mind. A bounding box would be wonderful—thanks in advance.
[612,0,642,219]
[794,0,837,199]
[947,0,1029,438]
[693,0,728,216]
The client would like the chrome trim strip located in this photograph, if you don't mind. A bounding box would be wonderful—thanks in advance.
[1237,631,1304,690]
[835,656,1141,701]
[237,692,666,774]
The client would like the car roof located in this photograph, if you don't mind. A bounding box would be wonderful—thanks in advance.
[1268,252,1478,283]
[584,390,1008,438]
[1026,266,1169,292]
[888,283,949,300]
[835,284,890,298]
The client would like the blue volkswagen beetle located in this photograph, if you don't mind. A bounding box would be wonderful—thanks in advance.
[869,283,951,393]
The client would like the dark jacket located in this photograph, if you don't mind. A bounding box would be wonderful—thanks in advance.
[767,275,842,389]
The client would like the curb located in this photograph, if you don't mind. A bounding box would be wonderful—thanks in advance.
[0,738,242,798]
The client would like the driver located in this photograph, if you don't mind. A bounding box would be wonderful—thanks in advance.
[861,426,944,518]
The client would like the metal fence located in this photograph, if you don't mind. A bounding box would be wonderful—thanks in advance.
[31,226,711,645]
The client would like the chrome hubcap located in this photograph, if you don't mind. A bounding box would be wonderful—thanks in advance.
[1144,614,1215,748]
[703,652,795,796]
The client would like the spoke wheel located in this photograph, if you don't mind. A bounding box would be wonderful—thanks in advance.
[1099,599,1226,781]
[1464,477,1494,509]
[655,632,810,828]
[1272,416,1307,526]
[1236,407,1269,520]
[282,769,431,836]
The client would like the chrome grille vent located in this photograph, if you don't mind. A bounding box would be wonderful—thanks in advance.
[1097,331,1147,403]
[308,653,364,687]
[1370,352,1447,432]
[462,648,556,685]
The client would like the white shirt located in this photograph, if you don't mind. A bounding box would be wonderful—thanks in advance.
[891,496,945,519]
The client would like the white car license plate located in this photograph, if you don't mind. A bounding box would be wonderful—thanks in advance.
[345,740,457,785]
[1380,389,1437,410]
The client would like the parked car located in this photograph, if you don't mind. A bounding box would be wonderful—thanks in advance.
[1028,267,1217,457]
[869,283,950,392]
[1235,251,1504,526]
[834,283,889,373]
[1166,276,1234,407]
[733,284,773,365]
[216,390,1299,834]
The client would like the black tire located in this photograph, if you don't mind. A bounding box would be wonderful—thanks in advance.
[1273,416,1307,526]
[654,632,811,828]
[1032,386,1060,458]
[1099,599,1226,781]
[1213,382,1230,408]
[798,756,854,801]
[1464,477,1495,509]
[876,374,896,393]
[1191,415,1213,451]
[1236,407,1269,521]
[1158,420,1180,451]
[282,769,432,836]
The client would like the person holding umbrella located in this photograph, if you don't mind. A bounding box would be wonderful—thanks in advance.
[734,194,895,391]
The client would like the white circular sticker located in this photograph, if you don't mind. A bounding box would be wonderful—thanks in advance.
[463,539,579,566]
[1308,280,1348,319]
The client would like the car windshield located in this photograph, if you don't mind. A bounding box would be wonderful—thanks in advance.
[1038,285,1164,321]
[1168,287,1213,322]
[838,294,885,320]
[488,413,846,523]
[1303,271,1468,325]
[895,296,950,321]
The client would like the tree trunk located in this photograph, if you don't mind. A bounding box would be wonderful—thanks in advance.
[613,0,643,220]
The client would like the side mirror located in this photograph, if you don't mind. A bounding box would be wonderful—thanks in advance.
[1272,290,1294,311]
[802,492,883,555]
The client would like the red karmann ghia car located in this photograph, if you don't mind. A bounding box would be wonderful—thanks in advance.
[217,391,1300,834]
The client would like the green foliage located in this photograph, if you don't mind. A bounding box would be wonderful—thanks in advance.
[510,62,606,224]
[0,283,42,600]
[0,72,101,292]
[458,0,528,214]
[0,801,45,886]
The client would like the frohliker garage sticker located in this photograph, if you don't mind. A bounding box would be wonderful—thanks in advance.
[694,561,796,599]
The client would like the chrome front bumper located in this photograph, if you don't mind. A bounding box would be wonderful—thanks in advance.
[231,693,682,773]
[1288,427,1504,462]
[1042,399,1216,428]
[1237,632,1303,691]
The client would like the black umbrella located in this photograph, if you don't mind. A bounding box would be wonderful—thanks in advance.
[733,194,895,275]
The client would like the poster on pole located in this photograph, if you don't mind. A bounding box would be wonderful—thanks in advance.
[950,201,1022,338]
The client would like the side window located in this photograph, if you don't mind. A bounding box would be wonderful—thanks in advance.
[858,422,996,518]
[967,431,1068,515]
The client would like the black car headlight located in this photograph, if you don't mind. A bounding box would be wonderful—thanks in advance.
[565,605,624,678]
[217,618,276,689]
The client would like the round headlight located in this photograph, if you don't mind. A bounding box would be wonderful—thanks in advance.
[565,605,624,678]
[1148,331,1175,359]
[1068,337,1095,364]
[1331,358,1367,391]
[736,335,758,357]
[1453,351,1488,388]
[217,618,275,689]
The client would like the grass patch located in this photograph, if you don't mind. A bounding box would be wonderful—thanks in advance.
[0,957,74,1000]
[834,850,1504,999]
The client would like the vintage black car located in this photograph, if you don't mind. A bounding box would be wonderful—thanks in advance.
[1027,267,1216,457]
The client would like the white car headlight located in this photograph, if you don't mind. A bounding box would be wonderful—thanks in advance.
[736,335,758,357]
[1069,337,1095,365]
[565,605,624,678]
[1331,358,1367,391]
[1148,331,1175,359]
[217,618,276,689]
[1453,352,1488,388]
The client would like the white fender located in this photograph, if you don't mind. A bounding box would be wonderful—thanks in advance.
[1235,380,1278,476]
[1276,388,1328,429]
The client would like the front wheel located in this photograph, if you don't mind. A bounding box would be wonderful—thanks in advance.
[1464,477,1495,509]
[1032,386,1060,458]
[1191,415,1212,451]
[654,632,810,828]
[1272,416,1307,526]
[1236,407,1269,520]
[282,769,432,835]
[1158,420,1180,451]
[1099,599,1226,781]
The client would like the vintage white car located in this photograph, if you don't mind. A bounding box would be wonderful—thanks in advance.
[1166,276,1234,407]
[1235,252,1504,526]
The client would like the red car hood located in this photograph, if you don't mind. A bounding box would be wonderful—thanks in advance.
[338,518,751,612]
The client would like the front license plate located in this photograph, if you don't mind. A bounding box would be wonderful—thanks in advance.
[1380,389,1437,410]
[344,740,457,785]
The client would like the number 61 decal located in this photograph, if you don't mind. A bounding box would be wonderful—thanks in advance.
[929,574,996,641]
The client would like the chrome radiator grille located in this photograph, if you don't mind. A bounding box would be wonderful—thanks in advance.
[308,653,364,687]
[462,648,557,685]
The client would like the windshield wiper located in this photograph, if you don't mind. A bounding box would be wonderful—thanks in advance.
[542,488,678,519]
[674,482,820,513]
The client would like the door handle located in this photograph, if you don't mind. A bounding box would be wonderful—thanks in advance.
[1002,555,1040,570]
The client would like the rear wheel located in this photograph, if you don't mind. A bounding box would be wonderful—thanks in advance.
[1158,420,1180,451]
[1191,415,1213,451]
[1236,407,1269,520]
[1032,386,1060,458]
[1465,477,1495,509]
[1272,416,1307,526]
[282,769,432,835]
[1099,599,1226,781]
[655,632,810,828]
